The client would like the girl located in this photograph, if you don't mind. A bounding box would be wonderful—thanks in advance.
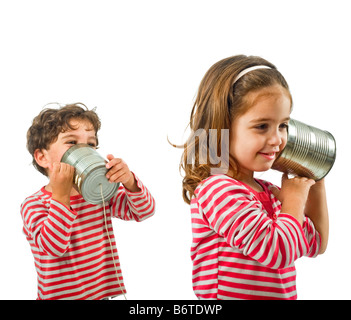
[180,55,329,300]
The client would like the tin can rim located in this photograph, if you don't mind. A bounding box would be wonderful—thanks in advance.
[61,143,95,163]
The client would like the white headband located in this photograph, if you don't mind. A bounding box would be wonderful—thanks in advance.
[233,65,272,85]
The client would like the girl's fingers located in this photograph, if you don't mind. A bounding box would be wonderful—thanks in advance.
[269,186,281,201]
[281,172,289,181]
[282,172,315,185]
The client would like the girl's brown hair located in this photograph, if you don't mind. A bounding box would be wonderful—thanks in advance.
[27,102,101,176]
[180,55,292,204]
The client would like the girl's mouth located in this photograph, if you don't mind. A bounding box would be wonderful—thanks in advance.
[258,152,277,160]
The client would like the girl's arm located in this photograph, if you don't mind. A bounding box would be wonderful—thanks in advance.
[270,173,315,226]
[304,179,329,254]
[196,175,318,269]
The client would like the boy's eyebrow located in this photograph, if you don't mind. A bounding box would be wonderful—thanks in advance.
[61,133,97,141]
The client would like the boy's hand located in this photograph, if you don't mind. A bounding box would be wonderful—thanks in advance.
[105,154,141,192]
[50,162,75,207]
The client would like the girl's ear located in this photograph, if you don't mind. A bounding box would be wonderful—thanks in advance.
[34,149,50,169]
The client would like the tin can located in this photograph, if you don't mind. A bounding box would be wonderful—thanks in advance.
[61,144,119,204]
[272,118,336,180]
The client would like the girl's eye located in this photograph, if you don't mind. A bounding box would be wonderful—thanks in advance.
[255,124,268,130]
[88,143,97,148]
[280,123,289,130]
[67,141,77,145]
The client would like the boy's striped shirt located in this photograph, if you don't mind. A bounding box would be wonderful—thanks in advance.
[21,175,155,300]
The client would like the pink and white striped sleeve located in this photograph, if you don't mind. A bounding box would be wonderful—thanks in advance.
[196,176,318,269]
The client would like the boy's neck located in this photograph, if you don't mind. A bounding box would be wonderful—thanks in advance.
[45,183,80,197]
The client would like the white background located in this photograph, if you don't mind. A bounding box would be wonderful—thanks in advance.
[0,0,350,300]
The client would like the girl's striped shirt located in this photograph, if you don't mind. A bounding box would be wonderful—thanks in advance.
[21,174,155,300]
[190,174,320,300]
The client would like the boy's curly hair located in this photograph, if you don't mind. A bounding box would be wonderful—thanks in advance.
[27,102,101,176]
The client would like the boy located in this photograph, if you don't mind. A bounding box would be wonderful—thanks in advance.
[21,103,155,300]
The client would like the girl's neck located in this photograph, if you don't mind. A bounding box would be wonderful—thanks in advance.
[227,169,263,192]
[240,177,263,192]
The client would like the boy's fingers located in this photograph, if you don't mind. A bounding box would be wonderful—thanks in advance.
[106,165,125,180]
[52,162,74,177]
[61,163,69,173]
[108,171,125,183]
[106,157,123,169]
[109,171,131,184]
[65,164,75,176]
[107,161,124,173]
[52,162,61,173]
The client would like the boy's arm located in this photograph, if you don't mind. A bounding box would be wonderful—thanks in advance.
[109,173,155,221]
[21,197,78,257]
[21,162,77,257]
[105,155,155,221]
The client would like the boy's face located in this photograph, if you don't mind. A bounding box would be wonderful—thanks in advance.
[37,118,97,176]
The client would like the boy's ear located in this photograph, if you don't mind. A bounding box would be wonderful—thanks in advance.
[34,149,50,169]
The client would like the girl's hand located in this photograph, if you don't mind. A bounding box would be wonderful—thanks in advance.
[105,154,141,192]
[50,162,75,207]
[279,173,315,203]
[270,173,315,225]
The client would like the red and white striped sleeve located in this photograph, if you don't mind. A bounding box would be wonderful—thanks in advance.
[195,175,318,269]
[302,216,321,257]
[21,197,78,257]
[261,180,321,258]
[109,173,155,222]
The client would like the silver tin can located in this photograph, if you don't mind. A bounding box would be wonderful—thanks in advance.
[272,118,336,180]
[61,144,119,204]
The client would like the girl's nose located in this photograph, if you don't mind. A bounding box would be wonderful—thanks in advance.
[268,129,283,146]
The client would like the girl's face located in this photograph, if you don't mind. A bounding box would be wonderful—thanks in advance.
[230,84,291,180]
